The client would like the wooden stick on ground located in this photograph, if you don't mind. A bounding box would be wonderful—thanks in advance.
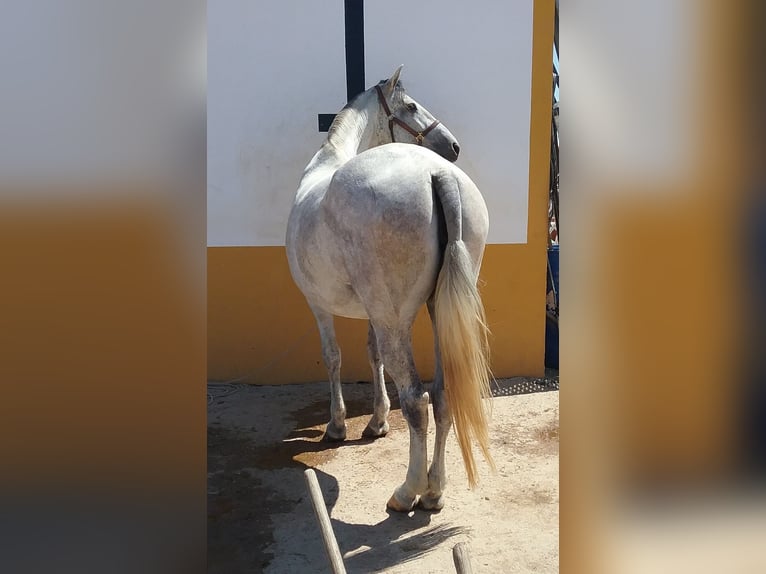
[453,542,475,574]
[303,468,347,574]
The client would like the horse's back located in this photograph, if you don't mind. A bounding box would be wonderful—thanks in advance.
[326,143,486,250]
[325,144,449,231]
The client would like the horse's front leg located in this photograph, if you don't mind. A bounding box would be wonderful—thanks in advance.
[311,307,347,441]
[376,326,429,511]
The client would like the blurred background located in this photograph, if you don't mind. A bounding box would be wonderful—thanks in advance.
[0,2,207,573]
[565,0,765,572]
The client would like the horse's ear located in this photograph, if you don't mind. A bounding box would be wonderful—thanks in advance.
[384,65,404,95]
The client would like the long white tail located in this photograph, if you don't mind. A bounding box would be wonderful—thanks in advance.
[432,174,494,487]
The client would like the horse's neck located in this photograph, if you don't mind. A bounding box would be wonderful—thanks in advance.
[328,90,381,159]
[297,92,380,200]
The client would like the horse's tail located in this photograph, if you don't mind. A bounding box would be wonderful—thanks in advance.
[431,172,494,488]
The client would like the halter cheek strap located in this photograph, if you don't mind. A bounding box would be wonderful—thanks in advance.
[375,85,441,145]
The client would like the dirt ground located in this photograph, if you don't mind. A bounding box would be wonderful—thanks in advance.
[208,376,559,573]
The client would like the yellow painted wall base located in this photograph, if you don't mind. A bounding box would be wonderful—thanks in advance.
[208,243,547,384]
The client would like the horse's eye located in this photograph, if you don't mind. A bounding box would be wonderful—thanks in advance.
[406,103,417,112]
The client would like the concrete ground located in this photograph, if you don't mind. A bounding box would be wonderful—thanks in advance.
[208,376,559,573]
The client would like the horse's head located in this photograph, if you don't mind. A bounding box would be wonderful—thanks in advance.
[373,65,461,162]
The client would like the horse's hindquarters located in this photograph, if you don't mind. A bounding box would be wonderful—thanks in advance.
[323,151,446,322]
[288,144,486,324]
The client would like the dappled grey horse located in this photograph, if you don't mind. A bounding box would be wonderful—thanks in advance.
[286,66,494,511]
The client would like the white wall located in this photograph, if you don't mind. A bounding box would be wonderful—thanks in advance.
[208,0,534,246]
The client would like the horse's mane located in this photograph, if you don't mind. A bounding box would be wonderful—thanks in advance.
[327,104,360,142]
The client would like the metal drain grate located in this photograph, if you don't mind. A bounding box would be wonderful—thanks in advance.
[490,376,559,397]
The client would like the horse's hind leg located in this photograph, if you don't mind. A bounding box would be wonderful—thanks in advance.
[419,299,450,510]
[311,307,347,441]
[362,322,390,438]
[375,324,429,512]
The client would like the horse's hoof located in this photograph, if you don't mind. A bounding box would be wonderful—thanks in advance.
[322,421,347,442]
[362,420,389,438]
[418,492,445,511]
[386,489,416,512]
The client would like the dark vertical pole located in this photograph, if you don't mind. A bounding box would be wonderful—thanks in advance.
[318,1,366,131]
[344,0,365,102]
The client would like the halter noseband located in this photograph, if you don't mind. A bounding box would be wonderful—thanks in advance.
[375,84,441,145]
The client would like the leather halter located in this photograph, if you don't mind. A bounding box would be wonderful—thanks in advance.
[375,84,440,145]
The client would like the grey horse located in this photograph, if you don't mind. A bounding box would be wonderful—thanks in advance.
[286,66,493,511]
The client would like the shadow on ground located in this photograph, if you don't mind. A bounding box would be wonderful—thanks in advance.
[207,381,466,573]
[332,513,465,573]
